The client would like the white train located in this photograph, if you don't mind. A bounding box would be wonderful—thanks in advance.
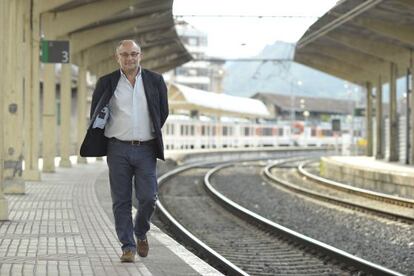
[162,115,359,150]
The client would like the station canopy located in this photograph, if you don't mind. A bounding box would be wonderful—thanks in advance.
[168,83,270,118]
[42,0,192,75]
[294,0,414,84]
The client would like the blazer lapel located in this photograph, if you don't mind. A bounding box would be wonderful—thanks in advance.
[109,70,121,97]
[141,69,155,107]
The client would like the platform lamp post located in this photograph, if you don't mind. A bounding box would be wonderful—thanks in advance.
[303,110,310,124]
[290,80,302,124]
[346,88,355,155]
[303,109,310,147]
[346,85,360,157]
[300,98,305,119]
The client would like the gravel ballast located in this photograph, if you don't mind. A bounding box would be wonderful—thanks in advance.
[210,165,414,275]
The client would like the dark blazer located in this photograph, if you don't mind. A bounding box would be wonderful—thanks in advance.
[80,68,169,160]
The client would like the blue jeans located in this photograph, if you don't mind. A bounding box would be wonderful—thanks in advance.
[107,139,158,252]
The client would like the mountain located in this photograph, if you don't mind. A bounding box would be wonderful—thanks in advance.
[222,41,358,100]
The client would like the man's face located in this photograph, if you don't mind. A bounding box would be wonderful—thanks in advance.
[116,42,142,73]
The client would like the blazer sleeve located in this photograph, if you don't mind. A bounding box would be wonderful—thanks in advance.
[158,75,169,128]
[90,78,104,119]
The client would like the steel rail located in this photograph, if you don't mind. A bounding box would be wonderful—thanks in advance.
[205,160,403,276]
[264,160,414,222]
[156,161,248,276]
[155,148,331,275]
[298,160,414,208]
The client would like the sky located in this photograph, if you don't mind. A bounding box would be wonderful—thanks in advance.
[173,0,338,58]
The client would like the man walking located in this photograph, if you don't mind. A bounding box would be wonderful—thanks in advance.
[80,40,169,262]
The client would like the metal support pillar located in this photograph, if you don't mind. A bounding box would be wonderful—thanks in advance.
[3,0,25,193]
[41,17,59,173]
[375,76,384,159]
[389,63,399,161]
[406,69,411,164]
[77,64,87,164]
[59,64,72,167]
[0,0,10,219]
[365,82,373,156]
[23,1,41,180]
[42,63,57,172]
[411,63,414,165]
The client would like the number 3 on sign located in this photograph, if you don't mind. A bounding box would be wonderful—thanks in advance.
[62,50,69,63]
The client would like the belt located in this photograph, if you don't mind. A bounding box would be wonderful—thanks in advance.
[111,137,155,146]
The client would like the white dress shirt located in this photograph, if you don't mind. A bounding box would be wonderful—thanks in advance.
[104,68,155,141]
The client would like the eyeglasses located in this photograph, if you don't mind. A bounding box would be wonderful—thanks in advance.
[119,52,140,58]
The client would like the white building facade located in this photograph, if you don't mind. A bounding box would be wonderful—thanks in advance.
[167,20,224,92]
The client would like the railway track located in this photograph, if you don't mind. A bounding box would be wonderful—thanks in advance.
[156,159,402,276]
[263,159,414,223]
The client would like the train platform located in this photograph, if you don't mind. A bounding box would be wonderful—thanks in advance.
[320,156,414,198]
[0,159,221,276]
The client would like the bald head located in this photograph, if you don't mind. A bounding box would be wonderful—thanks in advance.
[116,39,141,54]
[115,39,142,75]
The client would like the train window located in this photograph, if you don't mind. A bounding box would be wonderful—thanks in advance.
[166,124,174,135]
[244,127,250,136]
[322,129,333,136]
[278,128,284,136]
[263,127,272,136]
[223,126,228,136]
[201,126,206,136]
[190,125,195,135]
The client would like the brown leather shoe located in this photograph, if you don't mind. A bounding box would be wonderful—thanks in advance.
[120,249,135,263]
[137,239,149,257]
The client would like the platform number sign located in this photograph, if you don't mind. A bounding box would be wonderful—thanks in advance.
[40,40,70,63]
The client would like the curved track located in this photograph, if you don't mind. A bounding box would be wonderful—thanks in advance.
[156,158,402,276]
[263,159,414,223]
[299,160,414,208]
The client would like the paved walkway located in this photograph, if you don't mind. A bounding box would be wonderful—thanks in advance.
[0,161,220,275]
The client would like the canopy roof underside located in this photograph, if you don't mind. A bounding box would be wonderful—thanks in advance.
[294,0,414,84]
[41,0,191,75]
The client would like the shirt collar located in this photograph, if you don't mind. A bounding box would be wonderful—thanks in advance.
[120,67,141,80]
